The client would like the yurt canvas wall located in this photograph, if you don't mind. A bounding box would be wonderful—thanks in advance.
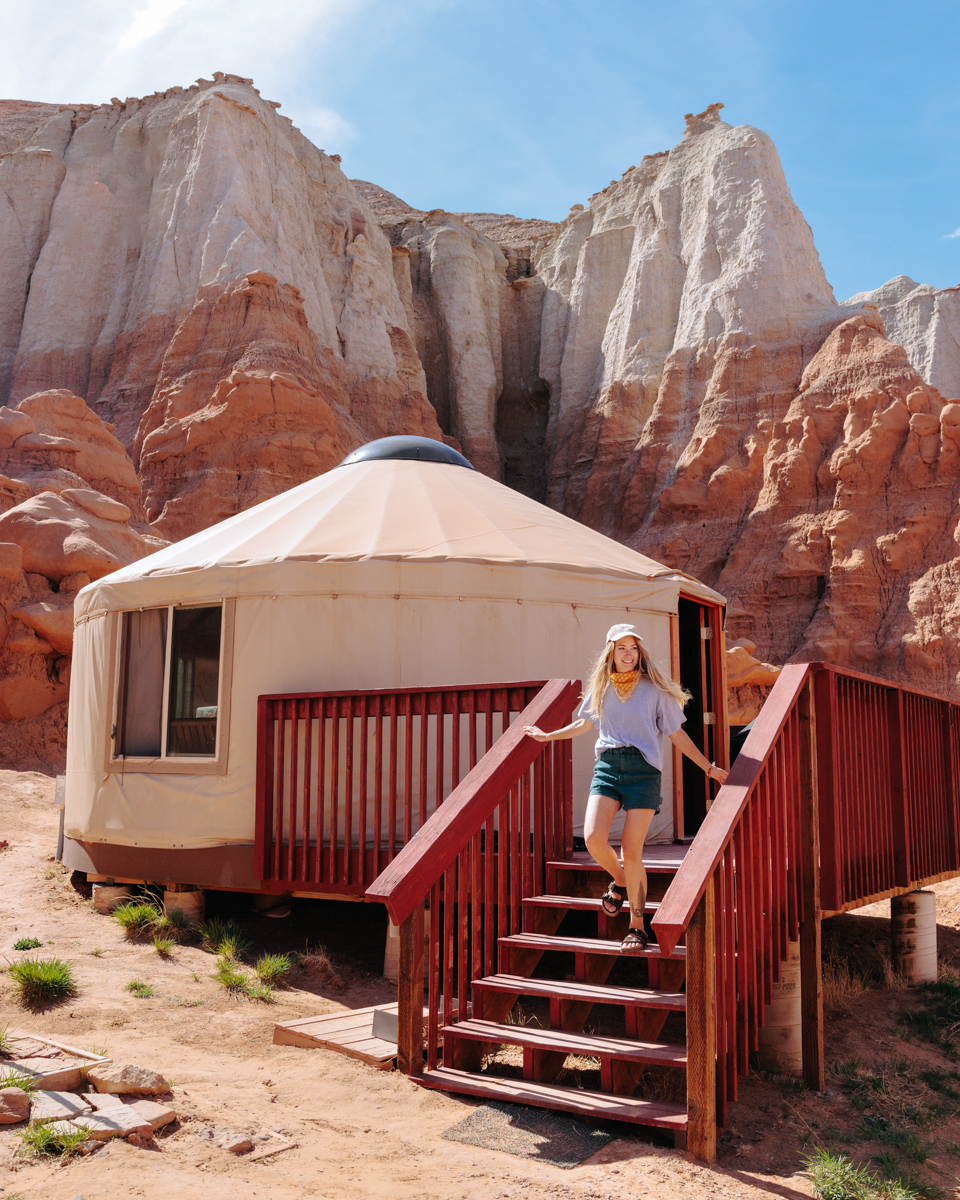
[63,457,724,884]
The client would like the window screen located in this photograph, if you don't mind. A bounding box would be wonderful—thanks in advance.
[166,606,222,756]
[117,609,167,757]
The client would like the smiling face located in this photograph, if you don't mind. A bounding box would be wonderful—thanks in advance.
[612,636,640,674]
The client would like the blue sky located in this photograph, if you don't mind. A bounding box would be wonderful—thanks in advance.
[4,0,958,299]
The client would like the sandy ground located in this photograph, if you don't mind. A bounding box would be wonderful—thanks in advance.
[3,771,960,1200]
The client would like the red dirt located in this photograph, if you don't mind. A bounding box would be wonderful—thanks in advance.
[4,769,960,1198]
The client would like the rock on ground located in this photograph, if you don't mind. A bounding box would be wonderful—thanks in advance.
[85,1062,169,1095]
[0,1085,30,1123]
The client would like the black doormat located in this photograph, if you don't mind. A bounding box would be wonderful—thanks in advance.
[442,1100,613,1167]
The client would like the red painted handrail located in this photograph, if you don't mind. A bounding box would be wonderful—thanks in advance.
[366,678,581,925]
[652,664,812,956]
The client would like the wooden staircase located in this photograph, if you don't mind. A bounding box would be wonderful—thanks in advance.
[413,848,691,1144]
[366,666,960,1162]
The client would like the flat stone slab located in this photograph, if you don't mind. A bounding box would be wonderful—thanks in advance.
[86,1062,168,1095]
[72,1108,153,1141]
[4,1058,82,1090]
[125,1099,175,1130]
[30,1090,93,1124]
[82,1092,125,1111]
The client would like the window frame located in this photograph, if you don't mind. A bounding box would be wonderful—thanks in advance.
[106,598,235,776]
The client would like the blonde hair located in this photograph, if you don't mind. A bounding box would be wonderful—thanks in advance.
[582,636,690,718]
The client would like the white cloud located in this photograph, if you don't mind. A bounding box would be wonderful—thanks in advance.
[946,227,960,240]
[117,0,190,53]
[0,0,370,109]
[287,105,355,150]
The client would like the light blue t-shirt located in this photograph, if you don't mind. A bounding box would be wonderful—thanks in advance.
[578,679,686,771]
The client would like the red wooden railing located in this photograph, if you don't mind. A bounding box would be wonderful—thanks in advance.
[254,682,547,896]
[653,662,960,1160]
[365,679,581,1071]
[816,667,960,911]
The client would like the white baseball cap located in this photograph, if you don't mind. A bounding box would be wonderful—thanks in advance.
[606,623,644,645]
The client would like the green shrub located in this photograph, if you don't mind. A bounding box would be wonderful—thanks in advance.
[214,957,274,1001]
[213,957,248,992]
[0,1068,39,1093]
[7,957,77,1005]
[199,917,251,960]
[153,908,192,941]
[126,979,155,999]
[0,1021,13,1056]
[17,1121,89,1159]
[12,937,42,951]
[255,952,290,984]
[153,936,174,959]
[112,900,161,939]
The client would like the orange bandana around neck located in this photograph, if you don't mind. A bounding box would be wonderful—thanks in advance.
[610,671,640,703]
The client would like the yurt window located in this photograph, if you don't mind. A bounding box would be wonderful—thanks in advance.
[114,602,229,767]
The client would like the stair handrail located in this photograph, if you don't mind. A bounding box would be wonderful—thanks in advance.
[366,677,581,925]
[652,663,813,956]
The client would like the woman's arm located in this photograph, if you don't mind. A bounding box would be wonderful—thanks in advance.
[669,728,730,785]
[523,717,594,743]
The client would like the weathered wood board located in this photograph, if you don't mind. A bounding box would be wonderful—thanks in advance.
[273,1004,399,1069]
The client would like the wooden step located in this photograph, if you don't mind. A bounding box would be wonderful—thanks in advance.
[470,973,686,1012]
[548,845,687,876]
[442,1019,687,1066]
[413,1066,687,1129]
[500,932,686,962]
[522,894,660,914]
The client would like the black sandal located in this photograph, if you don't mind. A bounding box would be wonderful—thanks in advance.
[620,927,649,953]
[600,883,628,915]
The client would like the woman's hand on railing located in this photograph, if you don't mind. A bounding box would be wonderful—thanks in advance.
[523,725,551,742]
[708,764,729,785]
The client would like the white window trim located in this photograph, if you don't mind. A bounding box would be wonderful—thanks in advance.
[105,598,235,776]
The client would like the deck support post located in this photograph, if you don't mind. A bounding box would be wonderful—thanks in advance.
[798,677,825,1091]
[397,902,425,1075]
[686,878,717,1163]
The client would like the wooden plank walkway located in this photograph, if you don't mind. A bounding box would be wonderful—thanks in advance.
[273,1005,399,1069]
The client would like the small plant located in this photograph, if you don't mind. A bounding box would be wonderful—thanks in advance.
[214,956,248,993]
[255,952,291,984]
[294,945,344,989]
[805,1147,876,1199]
[153,936,174,959]
[0,1069,39,1093]
[126,979,156,999]
[0,1021,14,1056]
[17,1121,89,1159]
[823,958,870,1017]
[153,908,192,941]
[89,947,105,957]
[12,937,42,951]
[199,917,251,960]
[112,900,161,939]
[213,957,274,1001]
[858,1115,932,1163]
[7,957,77,1005]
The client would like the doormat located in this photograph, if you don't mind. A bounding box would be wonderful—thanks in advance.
[441,1100,613,1167]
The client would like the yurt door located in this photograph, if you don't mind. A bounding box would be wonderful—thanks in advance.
[675,596,727,838]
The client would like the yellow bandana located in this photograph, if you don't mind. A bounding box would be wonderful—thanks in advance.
[611,671,640,703]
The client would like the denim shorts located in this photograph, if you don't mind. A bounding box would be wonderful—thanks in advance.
[589,746,662,811]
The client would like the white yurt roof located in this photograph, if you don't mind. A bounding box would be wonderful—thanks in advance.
[75,457,723,617]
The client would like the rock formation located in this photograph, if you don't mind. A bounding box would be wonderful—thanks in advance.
[843,276,960,401]
[3,80,960,762]
[0,75,444,541]
[0,391,161,769]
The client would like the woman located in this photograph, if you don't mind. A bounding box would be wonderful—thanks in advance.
[523,624,728,952]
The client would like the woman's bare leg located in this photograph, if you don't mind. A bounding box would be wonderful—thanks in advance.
[583,794,625,886]
[621,808,656,929]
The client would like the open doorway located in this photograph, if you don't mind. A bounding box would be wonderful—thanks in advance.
[675,597,726,839]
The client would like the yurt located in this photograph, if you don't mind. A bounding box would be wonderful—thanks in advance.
[62,437,726,895]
